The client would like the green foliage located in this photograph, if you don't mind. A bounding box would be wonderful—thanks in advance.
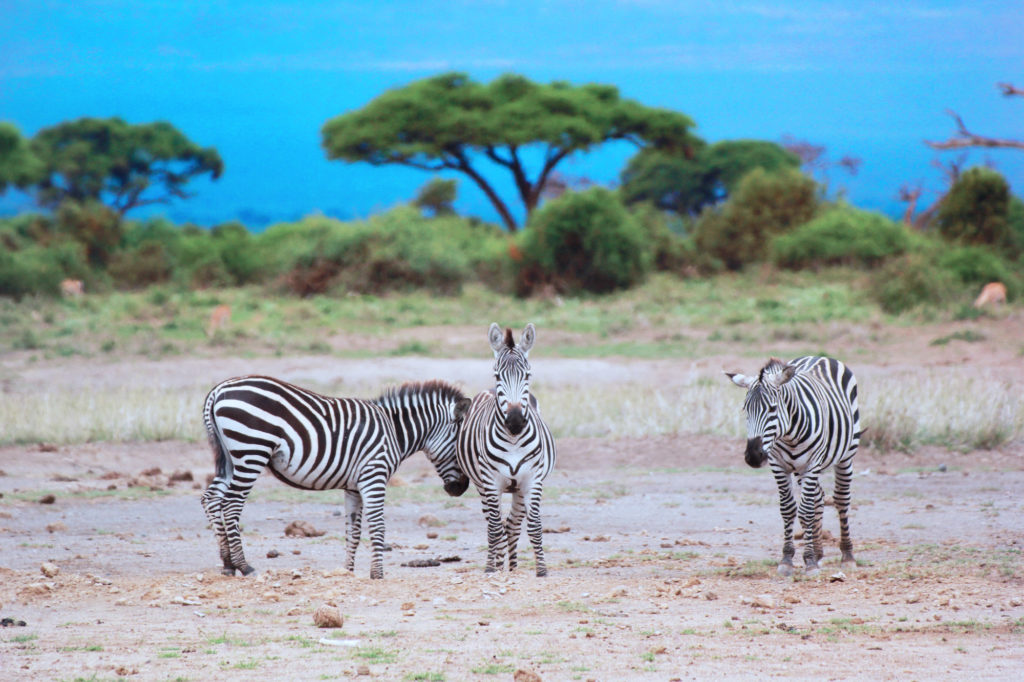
[772,204,911,269]
[0,122,42,193]
[54,200,123,267]
[936,167,1010,247]
[694,168,819,269]
[413,178,458,216]
[628,202,695,273]
[869,253,958,314]
[516,188,651,295]
[322,72,699,229]
[937,245,1019,298]
[620,139,799,215]
[262,207,507,296]
[0,241,88,299]
[1006,195,1024,258]
[30,117,223,214]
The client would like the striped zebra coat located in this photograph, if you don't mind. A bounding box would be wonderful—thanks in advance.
[457,323,557,577]
[200,376,470,579]
[726,356,861,576]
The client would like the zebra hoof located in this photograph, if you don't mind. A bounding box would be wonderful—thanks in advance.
[777,563,794,577]
[535,570,548,578]
[221,567,236,577]
[484,566,497,574]
[239,564,256,577]
[804,565,821,577]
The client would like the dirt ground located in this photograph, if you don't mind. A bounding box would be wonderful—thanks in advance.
[2,315,1023,681]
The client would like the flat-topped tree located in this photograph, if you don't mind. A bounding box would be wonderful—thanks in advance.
[321,72,699,231]
[31,117,223,215]
[0,122,42,194]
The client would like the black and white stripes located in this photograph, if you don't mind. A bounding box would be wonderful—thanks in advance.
[726,356,861,575]
[200,376,469,579]
[457,323,557,576]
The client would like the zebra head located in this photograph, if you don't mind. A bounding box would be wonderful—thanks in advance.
[725,359,796,468]
[488,322,535,437]
[425,394,473,497]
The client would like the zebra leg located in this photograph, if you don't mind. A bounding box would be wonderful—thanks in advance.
[358,476,388,580]
[220,481,258,576]
[525,484,547,577]
[797,474,822,575]
[479,490,507,573]
[201,479,235,575]
[834,459,857,569]
[504,488,528,572]
[344,490,363,573]
[773,468,797,576]
[810,479,825,564]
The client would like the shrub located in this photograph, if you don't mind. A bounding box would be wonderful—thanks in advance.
[936,167,1010,247]
[516,188,651,295]
[772,204,910,269]
[413,177,458,216]
[694,168,818,270]
[54,200,123,266]
[937,245,1019,298]
[1007,195,1024,258]
[869,253,958,314]
[107,241,175,289]
[628,202,695,273]
[0,241,88,299]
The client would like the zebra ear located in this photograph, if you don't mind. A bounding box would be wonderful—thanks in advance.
[519,323,536,355]
[453,397,471,423]
[725,371,754,389]
[488,323,504,354]
[777,365,797,386]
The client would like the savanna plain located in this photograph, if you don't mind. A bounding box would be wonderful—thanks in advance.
[1,271,1022,681]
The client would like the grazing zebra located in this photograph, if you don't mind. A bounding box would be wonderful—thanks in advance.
[458,323,557,576]
[200,376,470,579]
[725,356,861,576]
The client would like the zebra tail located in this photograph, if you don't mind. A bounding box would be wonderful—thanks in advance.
[203,390,230,480]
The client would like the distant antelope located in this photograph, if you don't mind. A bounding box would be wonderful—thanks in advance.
[206,304,231,337]
[973,282,1007,308]
[60,279,84,298]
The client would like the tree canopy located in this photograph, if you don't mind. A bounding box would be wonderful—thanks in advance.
[30,117,223,215]
[0,122,42,194]
[322,72,700,231]
[620,139,800,216]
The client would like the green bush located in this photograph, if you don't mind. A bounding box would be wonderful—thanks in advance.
[54,200,123,267]
[628,202,695,273]
[1007,195,1024,258]
[694,168,819,270]
[937,245,1019,298]
[772,204,911,269]
[869,253,958,314]
[0,241,88,299]
[107,241,174,289]
[516,187,651,295]
[936,167,1010,247]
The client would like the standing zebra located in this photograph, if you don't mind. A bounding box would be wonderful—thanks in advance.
[200,376,470,579]
[725,356,861,576]
[458,323,557,576]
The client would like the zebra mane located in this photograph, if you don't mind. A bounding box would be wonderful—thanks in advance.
[503,327,515,349]
[373,380,467,407]
[758,357,788,382]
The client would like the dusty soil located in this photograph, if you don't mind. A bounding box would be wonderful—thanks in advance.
[1,314,1023,680]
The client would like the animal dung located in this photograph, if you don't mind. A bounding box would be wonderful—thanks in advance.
[284,520,325,537]
[313,604,344,628]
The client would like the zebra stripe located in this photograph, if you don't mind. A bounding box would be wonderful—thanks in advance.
[200,376,470,579]
[457,323,557,577]
[726,356,861,576]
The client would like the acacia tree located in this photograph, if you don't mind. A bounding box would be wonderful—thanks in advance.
[30,117,224,215]
[321,72,699,231]
[927,83,1024,151]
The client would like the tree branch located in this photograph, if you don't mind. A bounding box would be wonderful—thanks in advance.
[449,150,519,231]
[926,109,1024,150]
[997,82,1024,97]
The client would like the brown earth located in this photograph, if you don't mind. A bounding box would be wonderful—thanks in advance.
[1,314,1024,680]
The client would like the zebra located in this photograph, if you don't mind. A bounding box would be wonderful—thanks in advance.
[457,323,557,577]
[200,376,471,579]
[725,356,861,576]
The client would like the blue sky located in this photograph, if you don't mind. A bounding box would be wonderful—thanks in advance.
[2,0,1022,227]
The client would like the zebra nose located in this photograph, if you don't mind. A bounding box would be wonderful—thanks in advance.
[745,437,767,468]
[505,404,526,435]
[444,475,469,497]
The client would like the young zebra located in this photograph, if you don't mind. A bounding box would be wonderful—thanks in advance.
[200,376,471,579]
[725,356,861,576]
[457,323,557,577]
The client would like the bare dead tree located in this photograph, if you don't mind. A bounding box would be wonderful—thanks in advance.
[897,183,923,226]
[926,82,1024,151]
[780,135,861,196]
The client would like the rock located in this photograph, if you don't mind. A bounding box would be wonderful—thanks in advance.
[543,525,571,534]
[752,594,776,608]
[287,606,302,616]
[284,520,325,537]
[783,594,801,604]
[418,514,444,528]
[262,591,280,602]
[426,532,439,539]
[514,670,542,682]
[1009,597,1022,607]
[830,571,846,583]
[168,470,193,482]
[40,562,59,577]
[140,467,162,476]
[356,665,370,676]
[906,593,921,604]
[608,585,628,598]
[401,601,415,611]
[46,522,67,534]
[649,646,668,655]
[414,543,429,550]
[99,471,122,480]
[585,534,610,542]
[38,494,56,505]
[20,582,52,597]
[703,591,718,601]
[437,555,461,563]
[313,604,344,628]
[266,549,280,558]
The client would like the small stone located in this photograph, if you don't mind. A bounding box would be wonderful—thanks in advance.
[287,606,302,616]
[1008,597,1022,607]
[140,467,162,476]
[414,543,429,550]
[703,591,718,601]
[40,562,60,578]
[38,494,56,505]
[783,594,801,604]
[478,620,490,626]
[356,665,371,676]
[649,646,668,655]
[752,594,776,609]
[830,571,846,583]
[313,604,344,628]
[168,470,193,482]
[906,593,921,604]
[426,532,438,539]
[262,591,280,602]
[608,585,628,598]
[418,514,444,528]
[513,670,542,682]
[284,520,325,537]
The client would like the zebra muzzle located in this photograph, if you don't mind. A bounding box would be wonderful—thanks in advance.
[745,437,768,468]
[505,404,526,435]
[444,475,470,497]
